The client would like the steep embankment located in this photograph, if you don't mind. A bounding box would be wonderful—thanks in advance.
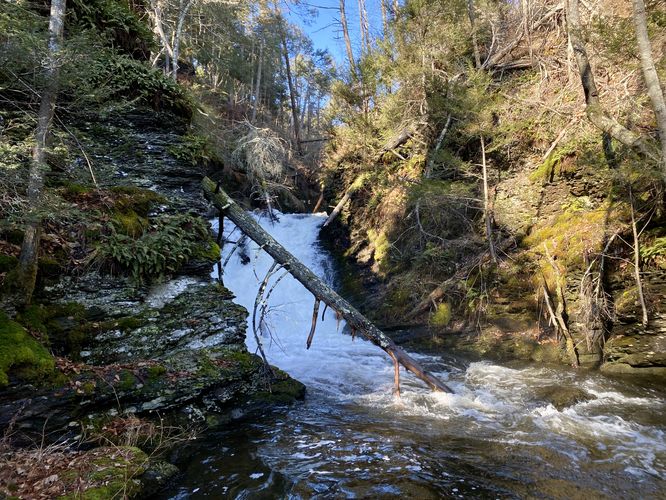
[319,0,666,377]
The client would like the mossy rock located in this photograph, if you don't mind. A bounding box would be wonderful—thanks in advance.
[110,186,166,217]
[16,302,91,357]
[600,363,666,377]
[252,368,306,404]
[0,311,55,386]
[38,256,63,278]
[535,385,595,410]
[60,446,148,500]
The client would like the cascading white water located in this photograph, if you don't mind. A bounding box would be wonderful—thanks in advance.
[190,210,666,498]
[211,211,397,397]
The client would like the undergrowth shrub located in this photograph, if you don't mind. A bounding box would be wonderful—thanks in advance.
[87,56,192,117]
[98,214,214,281]
[68,0,154,58]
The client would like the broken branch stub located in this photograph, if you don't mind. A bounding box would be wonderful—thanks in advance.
[203,177,453,394]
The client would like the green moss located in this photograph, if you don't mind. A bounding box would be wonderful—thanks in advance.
[522,205,608,267]
[529,152,557,184]
[62,182,93,198]
[118,370,136,390]
[408,179,476,200]
[386,287,410,311]
[0,254,18,273]
[192,240,221,263]
[115,316,146,331]
[226,350,260,371]
[61,446,148,500]
[16,305,49,337]
[4,229,25,245]
[147,364,167,380]
[0,312,55,386]
[430,302,452,327]
[166,133,211,165]
[82,380,97,395]
[37,256,62,277]
[17,302,90,357]
[254,378,306,404]
[111,209,148,238]
[110,186,165,217]
[368,228,390,271]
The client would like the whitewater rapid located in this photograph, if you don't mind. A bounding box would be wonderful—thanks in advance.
[211,211,397,397]
[206,210,665,491]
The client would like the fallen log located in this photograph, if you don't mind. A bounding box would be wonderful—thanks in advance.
[322,174,368,228]
[378,126,414,158]
[322,190,352,228]
[203,177,452,393]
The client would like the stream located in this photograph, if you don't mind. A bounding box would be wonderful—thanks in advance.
[161,212,665,499]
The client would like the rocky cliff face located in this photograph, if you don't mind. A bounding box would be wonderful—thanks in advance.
[0,108,304,497]
[321,102,666,380]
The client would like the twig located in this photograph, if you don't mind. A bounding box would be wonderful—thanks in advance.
[306,298,320,349]
[629,186,649,327]
[251,262,278,373]
[543,244,579,367]
[55,116,98,187]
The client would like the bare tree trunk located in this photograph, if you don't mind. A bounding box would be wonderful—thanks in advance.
[566,0,656,159]
[172,0,196,80]
[358,0,370,54]
[381,0,389,36]
[300,82,311,129]
[339,0,356,74]
[149,0,174,72]
[16,0,66,305]
[425,114,451,178]
[203,177,453,393]
[281,34,303,155]
[632,0,666,175]
[629,186,649,327]
[481,136,497,263]
[467,0,481,68]
[251,41,263,124]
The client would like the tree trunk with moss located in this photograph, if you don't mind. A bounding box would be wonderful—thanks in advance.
[632,0,666,176]
[16,0,66,305]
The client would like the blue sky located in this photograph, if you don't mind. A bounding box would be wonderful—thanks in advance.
[284,0,388,66]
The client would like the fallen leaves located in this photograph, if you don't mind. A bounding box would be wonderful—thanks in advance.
[0,445,144,499]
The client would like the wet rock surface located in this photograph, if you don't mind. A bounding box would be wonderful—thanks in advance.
[0,108,305,458]
[0,277,304,445]
[534,385,596,410]
[72,109,210,215]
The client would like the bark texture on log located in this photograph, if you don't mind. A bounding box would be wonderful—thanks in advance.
[203,177,453,393]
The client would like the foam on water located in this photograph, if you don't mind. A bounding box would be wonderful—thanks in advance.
[212,211,395,397]
[212,211,666,481]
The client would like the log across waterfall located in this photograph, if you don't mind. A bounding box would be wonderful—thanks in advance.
[202,177,453,393]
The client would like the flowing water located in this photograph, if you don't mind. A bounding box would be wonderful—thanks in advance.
[162,212,665,499]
